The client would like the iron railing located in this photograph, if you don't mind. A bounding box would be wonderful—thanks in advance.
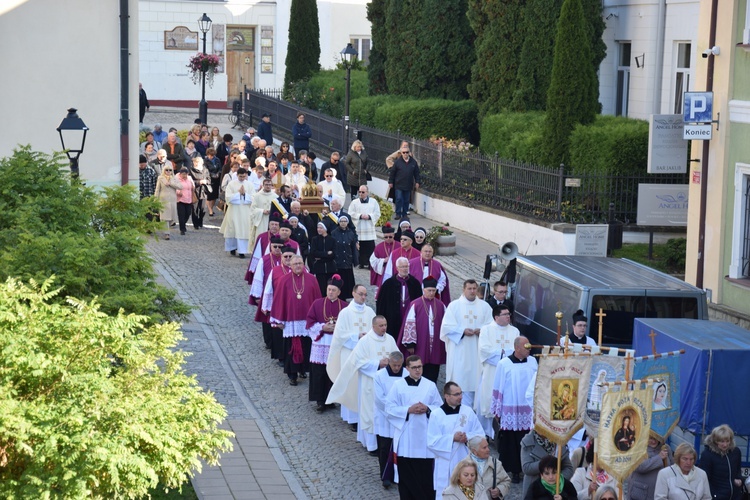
[243,87,689,224]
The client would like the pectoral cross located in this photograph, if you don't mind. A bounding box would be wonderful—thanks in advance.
[464,310,478,326]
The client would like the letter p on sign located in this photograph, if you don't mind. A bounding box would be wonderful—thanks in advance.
[683,92,713,123]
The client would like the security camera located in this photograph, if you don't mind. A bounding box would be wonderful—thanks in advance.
[702,46,720,58]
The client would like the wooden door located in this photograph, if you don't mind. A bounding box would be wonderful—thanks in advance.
[227,51,255,102]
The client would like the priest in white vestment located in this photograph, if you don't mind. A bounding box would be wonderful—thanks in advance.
[373,351,408,489]
[427,382,485,500]
[248,177,278,252]
[440,280,493,408]
[386,355,443,499]
[326,284,375,426]
[476,303,520,436]
[218,168,254,256]
[327,316,397,451]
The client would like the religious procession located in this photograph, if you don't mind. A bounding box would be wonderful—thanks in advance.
[141,126,748,500]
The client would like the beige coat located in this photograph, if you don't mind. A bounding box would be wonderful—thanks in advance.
[654,465,712,500]
[476,458,511,499]
[442,482,490,500]
[154,175,182,221]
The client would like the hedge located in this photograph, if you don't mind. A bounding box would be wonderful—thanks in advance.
[286,69,368,118]
[350,95,406,125]
[568,115,649,175]
[479,112,546,164]
[351,96,478,142]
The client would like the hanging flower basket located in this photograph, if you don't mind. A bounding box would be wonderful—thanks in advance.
[187,53,220,87]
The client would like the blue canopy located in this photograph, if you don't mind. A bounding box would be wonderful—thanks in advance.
[633,318,750,436]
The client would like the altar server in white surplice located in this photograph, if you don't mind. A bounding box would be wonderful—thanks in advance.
[373,351,408,489]
[427,382,485,500]
[327,315,397,452]
[440,280,493,408]
[386,355,443,499]
[326,284,375,427]
[476,303,520,436]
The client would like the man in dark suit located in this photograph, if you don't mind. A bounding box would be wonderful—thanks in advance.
[486,281,515,321]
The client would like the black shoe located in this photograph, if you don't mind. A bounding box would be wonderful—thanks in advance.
[349,423,358,432]
[299,372,307,379]
[265,344,271,350]
[382,480,392,489]
[180,231,186,235]
[277,360,284,367]
[326,403,337,409]
[316,404,326,413]
[393,215,401,220]
[238,253,245,258]
[230,250,236,256]
[289,379,298,386]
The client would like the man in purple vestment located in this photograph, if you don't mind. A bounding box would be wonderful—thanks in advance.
[245,215,282,284]
[250,237,283,351]
[306,274,348,412]
[376,257,422,342]
[408,244,451,308]
[381,230,421,285]
[266,255,322,385]
[369,223,397,287]
[261,246,296,362]
[398,276,447,383]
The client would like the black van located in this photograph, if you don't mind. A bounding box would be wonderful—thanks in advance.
[511,255,708,347]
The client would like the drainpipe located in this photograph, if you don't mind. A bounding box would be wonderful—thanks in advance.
[695,0,718,289]
[120,0,130,186]
[652,0,667,114]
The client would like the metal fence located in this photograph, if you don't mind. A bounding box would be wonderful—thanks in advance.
[243,87,689,224]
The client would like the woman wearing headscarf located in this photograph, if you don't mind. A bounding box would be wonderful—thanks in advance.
[413,227,427,251]
[330,215,359,301]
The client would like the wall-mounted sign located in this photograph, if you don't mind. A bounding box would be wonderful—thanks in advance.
[575,224,609,257]
[226,27,255,51]
[164,26,199,51]
[260,25,273,73]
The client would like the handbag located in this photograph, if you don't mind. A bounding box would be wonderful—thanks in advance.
[365,171,372,181]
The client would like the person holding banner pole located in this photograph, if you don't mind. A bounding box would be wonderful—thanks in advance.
[521,430,575,497]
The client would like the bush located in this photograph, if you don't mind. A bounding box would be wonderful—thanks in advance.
[370,99,479,142]
[373,194,394,226]
[0,147,190,324]
[350,95,407,125]
[0,278,232,498]
[285,69,368,117]
[568,115,649,175]
[479,112,546,162]
[664,237,687,270]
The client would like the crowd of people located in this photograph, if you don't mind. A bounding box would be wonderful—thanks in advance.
[138,117,747,500]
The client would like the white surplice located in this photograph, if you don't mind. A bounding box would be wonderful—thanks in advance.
[385,377,443,482]
[326,302,375,422]
[427,404,485,500]
[373,367,408,438]
[440,296,493,397]
[477,322,520,419]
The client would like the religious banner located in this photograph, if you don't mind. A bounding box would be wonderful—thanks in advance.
[633,353,680,441]
[533,353,592,445]
[584,354,628,437]
[597,386,652,482]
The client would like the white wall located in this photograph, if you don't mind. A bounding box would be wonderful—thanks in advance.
[139,0,371,101]
[0,0,140,187]
[600,0,699,120]
[368,178,577,255]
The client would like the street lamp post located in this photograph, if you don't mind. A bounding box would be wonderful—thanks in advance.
[198,13,213,125]
[56,108,89,178]
[340,43,358,152]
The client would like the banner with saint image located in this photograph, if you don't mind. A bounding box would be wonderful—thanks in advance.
[597,386,652,482]
[533,354,592,445]
[584,354,628,437]
[633,354,680,441]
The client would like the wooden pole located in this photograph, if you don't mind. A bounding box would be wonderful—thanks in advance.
[555,446,563,495]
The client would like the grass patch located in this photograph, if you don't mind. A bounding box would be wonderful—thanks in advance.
[144,479,198,500]
[612,242,684,275]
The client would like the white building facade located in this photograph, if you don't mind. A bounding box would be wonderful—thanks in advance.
[599,0,700,120]
[138,0,371,106]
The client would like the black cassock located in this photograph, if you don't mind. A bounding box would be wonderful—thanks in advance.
[376,275,422,341]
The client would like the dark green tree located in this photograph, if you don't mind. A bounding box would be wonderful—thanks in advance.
[367,0,388,95]
[467,0,527,116]
[283,0,321,94]
[384,0,418,96]
[582,0,607,111]
[542,0,598,167]
[510,0,564,111]
[409,0,474,100]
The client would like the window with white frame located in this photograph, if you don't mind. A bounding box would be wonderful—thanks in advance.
[616,42,631,117]
[730,163,750,279]
[673,43,691,114]
[349,37,371,65]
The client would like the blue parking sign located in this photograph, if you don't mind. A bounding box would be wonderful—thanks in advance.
[683,92,713,123]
